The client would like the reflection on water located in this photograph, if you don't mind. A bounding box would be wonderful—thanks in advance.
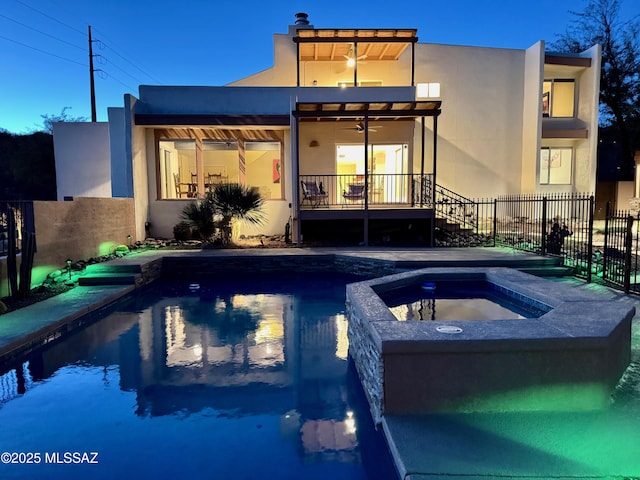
[0,273,395,480]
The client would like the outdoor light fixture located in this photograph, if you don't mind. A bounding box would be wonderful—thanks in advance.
[66,259,72,279]
[127,234,132,245]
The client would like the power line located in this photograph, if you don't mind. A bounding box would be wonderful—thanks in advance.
[92,29,162,83]
[13,0,85,37]
[98,54,147,85]
[98,70,137,93]
[13,0,161,85]
[0,34,87,67]
[0,12,85,52]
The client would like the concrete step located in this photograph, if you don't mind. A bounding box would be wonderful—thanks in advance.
[84,263,142,274]
[78,273,140,286]
[517,265,575,277]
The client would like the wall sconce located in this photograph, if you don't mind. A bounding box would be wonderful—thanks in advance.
[309,140,319,147]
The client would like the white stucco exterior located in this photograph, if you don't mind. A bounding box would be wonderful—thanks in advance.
[52,15,601,242]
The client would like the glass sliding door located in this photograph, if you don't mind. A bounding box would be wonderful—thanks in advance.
[336,144,408,204]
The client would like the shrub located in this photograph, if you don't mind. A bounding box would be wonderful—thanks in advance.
[173,221,193,241]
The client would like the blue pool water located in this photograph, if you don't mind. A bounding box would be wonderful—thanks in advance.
[380,280,549,321]
[0,273,396,480]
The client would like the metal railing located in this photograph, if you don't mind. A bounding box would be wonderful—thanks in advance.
[435,193,596,276]
[1,201,31,256]
[299,174,434,209]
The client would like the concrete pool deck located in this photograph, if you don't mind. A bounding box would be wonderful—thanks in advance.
[1,246,639,479]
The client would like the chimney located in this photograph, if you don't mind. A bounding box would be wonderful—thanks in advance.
[294,12,309,25]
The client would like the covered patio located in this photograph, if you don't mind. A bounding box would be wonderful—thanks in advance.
[292,100,442,245]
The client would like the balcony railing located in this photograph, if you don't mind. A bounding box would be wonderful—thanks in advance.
[299,174,434,209]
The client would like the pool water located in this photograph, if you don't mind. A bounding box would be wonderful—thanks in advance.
[0,273,396,480]
[381,280,548,321]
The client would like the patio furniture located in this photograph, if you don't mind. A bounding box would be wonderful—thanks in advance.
[173,173,194,198]
[342,183,365,206]
[301,180,328,208]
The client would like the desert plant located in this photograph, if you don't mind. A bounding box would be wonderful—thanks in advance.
[206,183,265,245]
[173,221,193,241]
[181,200,216,241]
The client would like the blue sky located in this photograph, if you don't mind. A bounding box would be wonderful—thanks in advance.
[0,0,637,134]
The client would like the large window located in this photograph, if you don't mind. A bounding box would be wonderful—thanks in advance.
[542,79,575,118]
[540,147,572,185]
[157,135,282,200]
[159,140,196,199]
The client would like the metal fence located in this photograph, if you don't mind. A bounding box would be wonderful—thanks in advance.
[0,201,31,256]
[435,193,596,281]
[597,205,640,294]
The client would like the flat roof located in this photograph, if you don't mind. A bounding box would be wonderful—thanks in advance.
[294,29,417,62]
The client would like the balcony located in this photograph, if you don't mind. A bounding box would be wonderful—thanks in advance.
[298,174,434,220]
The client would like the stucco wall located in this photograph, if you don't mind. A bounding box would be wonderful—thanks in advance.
[414,43,526,197]
[0,197,135,297]
[53,122,112,200]
[521,42,544,193]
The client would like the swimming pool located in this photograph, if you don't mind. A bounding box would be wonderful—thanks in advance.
[0,272,396,480]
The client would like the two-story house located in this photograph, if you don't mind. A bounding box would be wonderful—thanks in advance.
[53,12,601,246]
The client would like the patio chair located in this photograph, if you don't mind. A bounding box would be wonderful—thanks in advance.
[173,173,193,198]
[301,180,328,208]
[342,183,365,207]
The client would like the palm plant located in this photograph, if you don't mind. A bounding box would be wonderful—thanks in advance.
[180,200,216,241]
[206,183,265,245]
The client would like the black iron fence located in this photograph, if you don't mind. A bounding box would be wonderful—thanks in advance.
[597,205,640,294]
[435,193,596,280]
[494,193,595,281]
[0,201,31,256]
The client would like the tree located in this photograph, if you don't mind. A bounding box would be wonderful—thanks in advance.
[206,183,265,245]
[0,130,57,200]
[36,107,87,134]
[552,0,640,177]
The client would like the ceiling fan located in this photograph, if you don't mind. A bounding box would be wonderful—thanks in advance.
[343,48,367,67]
[341,121,381,133]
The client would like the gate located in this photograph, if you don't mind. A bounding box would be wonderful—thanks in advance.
[601,203,640,294]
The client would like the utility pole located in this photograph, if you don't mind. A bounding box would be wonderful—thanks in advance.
[88,25,96,122]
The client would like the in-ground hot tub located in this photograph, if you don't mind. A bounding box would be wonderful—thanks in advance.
[346,267,634,423]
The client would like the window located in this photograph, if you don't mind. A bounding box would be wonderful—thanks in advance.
[157,134,283,200]
[244,141,283,200]
[337,81,383,88]
[542,80,575,118]
[416,82,441,98]
[159,140,196,199]
[540,147,572,185]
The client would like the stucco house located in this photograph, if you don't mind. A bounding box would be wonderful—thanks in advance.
[53,12,601,246]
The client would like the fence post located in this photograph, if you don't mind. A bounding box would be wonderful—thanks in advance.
[492,199,498,247]
[603,202,610,281]
[623,215,634,294]
[541,197,547,255]
[586,195,594,283]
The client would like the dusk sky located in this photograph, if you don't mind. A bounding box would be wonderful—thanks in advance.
[1,0,638,134]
